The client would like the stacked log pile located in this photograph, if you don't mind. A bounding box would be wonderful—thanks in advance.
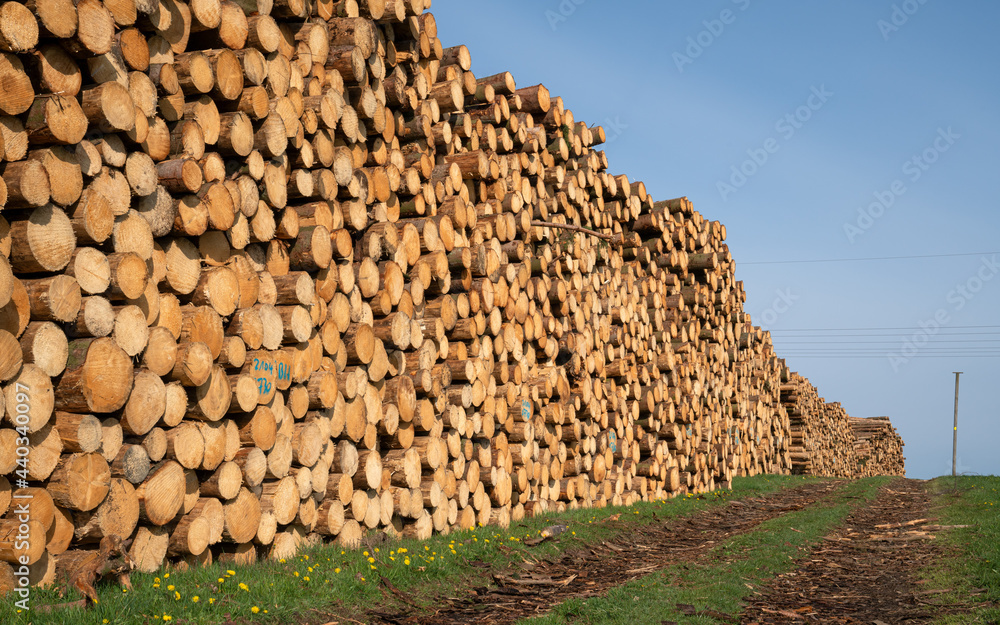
[0,0,903,590]
[849,416,905,477]
[781,372,903,478]
[730,327,791,478]
[781,372,852,476]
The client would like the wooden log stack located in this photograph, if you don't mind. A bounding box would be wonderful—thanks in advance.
[849,416,905,477]
[0,0,904,590]
[780,372,903,478]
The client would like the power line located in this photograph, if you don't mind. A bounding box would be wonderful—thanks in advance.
[780,348,1000,352]
[781,355,1000,359]
[780,349,1000,354]
[740,251,1000,266]
[777,339,1000,345]
[781,349,1000,353]
[770,332,1000,338]
[769,325,1000,331]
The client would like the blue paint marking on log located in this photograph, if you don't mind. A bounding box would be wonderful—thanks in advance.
[277,362,290,381]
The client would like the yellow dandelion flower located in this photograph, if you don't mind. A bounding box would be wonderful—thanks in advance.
[251,606,260,614]
[367,557,375,564]
[239,582,250,591]
[293,571,300,577]
[163,615,172,621]
[164,573,170,578]
[192,596,200,603]
[174,591,181,600]
[209,598,216,605]
[363,551,370,557]
[335,567,341,573]
[218,578,225,583]
[404,558,410,565]
[227,569,236,576]
[167,585,175,591]
[303,576,310,581]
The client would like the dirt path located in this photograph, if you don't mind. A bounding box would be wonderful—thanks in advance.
[366,480,846,625]
[739,478,951,624]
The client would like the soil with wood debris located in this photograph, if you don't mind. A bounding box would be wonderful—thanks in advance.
[308,479,972,625]
[363,480,847,625]
[739,478,959,624]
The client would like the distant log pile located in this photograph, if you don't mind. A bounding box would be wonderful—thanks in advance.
[849,417,905,477]
[0,0,902,592]
[781,372,904,477]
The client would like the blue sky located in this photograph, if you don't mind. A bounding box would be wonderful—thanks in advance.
[434,0,1000,479]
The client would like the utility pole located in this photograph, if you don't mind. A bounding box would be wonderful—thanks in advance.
[952,372,962,477]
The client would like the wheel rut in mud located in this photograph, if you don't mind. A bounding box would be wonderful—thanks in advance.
[366,480,846,625]
[740,478,954,624]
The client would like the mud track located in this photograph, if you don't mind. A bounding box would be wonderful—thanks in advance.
[740,478,954,624]
[365,480,846,625]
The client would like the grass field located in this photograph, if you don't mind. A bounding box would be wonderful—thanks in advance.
[0,475,812,624]
[922,475,1000,624]
[3,474,997,624]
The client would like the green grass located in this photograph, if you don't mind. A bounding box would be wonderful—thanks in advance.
[522,476,890,625]
[922,475,1000,624]
[0,475,816,624]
